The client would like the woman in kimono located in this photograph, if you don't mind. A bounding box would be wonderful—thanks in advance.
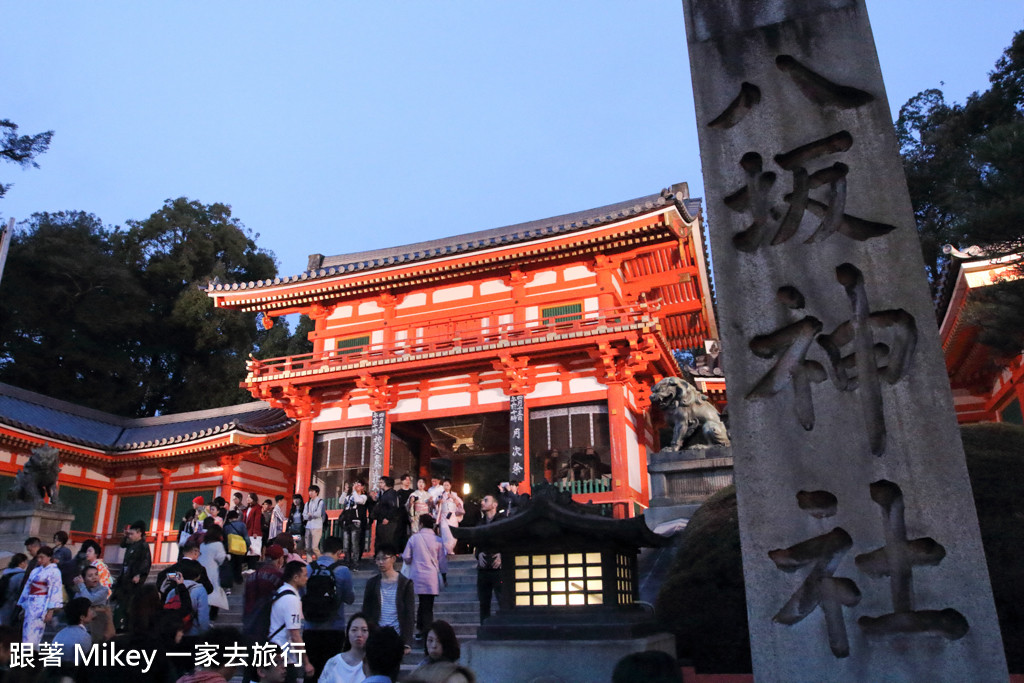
[17,545,62,646]
[433,479,464,555]
[407,478,433,534]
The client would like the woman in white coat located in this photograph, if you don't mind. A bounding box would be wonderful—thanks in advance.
[198,525,229,619]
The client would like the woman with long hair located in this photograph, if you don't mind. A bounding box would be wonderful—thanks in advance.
[412,620,460,672]
[319,612,376,683]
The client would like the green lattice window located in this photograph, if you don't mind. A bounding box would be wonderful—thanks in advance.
[172,489,215,526]
[116,494,156,532]
[61,486,99,533]
[336,335,370,355]
[541,302,582,325]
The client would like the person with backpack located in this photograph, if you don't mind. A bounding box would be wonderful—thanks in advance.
[242,545,285,640]
[271,561,315,682]
[161,562,210,636]
[0,553,27,626]
[303,536,355,681]
[225,509,251,585]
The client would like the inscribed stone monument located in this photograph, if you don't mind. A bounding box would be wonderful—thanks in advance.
[680,1,1008,680]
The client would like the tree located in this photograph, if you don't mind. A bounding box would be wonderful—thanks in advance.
[1,119,53,200]
[0,198,317,416]
[898,29,1024,353]
[117,198,279,414]
[897,29,1024,280]
[0,212,152,415]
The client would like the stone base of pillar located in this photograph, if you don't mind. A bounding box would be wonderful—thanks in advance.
[464,632,675,683]
[0,504,76,555]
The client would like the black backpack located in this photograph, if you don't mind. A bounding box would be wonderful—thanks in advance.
[243,587,293,640]
[302,560,344,623]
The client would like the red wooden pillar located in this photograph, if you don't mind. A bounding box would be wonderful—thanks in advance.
[295,420,314,495]
[155,467,175,561]
[606,382,630,519]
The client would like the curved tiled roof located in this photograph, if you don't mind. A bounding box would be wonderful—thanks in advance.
[0,383,294,453]
[207,186,702,294]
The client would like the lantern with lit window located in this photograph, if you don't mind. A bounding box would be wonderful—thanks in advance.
[452,484,671,644]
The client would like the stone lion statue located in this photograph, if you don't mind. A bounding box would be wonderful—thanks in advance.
[650,377,730,450]
[8,445,61,504]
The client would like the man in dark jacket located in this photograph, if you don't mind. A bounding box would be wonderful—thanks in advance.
[371,477,403,554]
[113,520,151,632]
[156,540,213,594]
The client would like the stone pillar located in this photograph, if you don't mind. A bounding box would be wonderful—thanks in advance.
[680,2,1007,680]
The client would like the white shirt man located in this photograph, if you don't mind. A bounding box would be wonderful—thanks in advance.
[270,560,313,678]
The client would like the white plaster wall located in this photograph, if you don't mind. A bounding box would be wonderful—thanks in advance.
[528,381,563,399]
[427,393,472,410]
[529,271,557,287]
[348,404,372,420]
[329,305,353,320]
[433,285,474,303]
[563,265,592,281]
[525,306,538,322]
[480,280,511,295]
[391,397,423,414]
[584,297,599,313]
[359,301,383,315]
[313,406,344,424]
[396,293,427,309]
[477,388,508,405]
[626,423,641,492]
[371,330,383,344]
[569,376,604,393]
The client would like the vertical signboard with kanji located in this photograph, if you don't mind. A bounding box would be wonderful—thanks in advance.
[681,1,1007,680]
[509,394,525,482]
[369,410,386,486]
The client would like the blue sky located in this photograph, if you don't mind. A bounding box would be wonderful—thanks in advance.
[2,2,1021,276]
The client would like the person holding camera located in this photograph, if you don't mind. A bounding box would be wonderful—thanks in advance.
[341,481,368,569]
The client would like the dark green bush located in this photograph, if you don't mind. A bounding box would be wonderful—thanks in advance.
[655,422,1024,673]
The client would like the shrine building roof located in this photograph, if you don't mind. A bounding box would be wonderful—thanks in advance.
[206,186,702,294]
[0,382,294,453]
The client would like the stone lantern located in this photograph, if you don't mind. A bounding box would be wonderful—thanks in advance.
[452,485,674,682]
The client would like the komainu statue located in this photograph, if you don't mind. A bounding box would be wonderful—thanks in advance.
[8,445,61,504]
[650,376,730,450]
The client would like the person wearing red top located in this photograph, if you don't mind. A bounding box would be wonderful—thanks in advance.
[243,492,264,561]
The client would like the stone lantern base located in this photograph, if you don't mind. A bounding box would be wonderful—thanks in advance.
[464,632,675,683]
[0,504,75,555]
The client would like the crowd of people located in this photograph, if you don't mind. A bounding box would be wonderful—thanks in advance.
[0,476,683,682]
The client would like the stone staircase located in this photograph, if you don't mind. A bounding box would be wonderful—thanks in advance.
[204,553,488,666]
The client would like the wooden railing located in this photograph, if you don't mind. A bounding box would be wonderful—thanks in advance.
[554,476,613,496]
[246,304,659,381]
